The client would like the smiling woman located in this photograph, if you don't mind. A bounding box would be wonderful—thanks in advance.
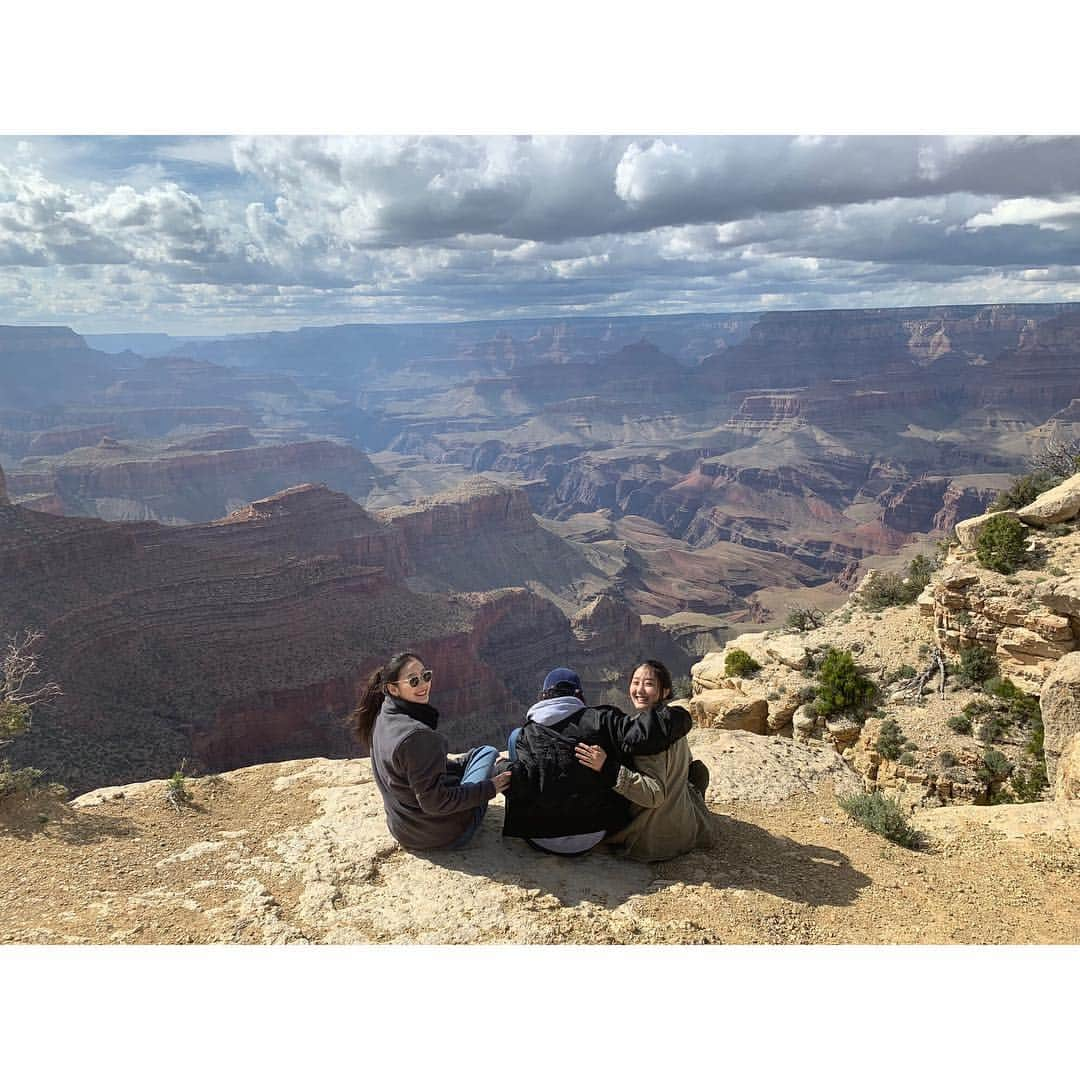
[576,659,714,862]
[351,651,511,851]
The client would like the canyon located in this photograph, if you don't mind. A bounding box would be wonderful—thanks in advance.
[2,304,1080,791]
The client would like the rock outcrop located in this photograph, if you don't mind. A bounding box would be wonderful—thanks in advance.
[1041,653,1080,789]
[1017,473,1080,526]
[927,564,1076,685]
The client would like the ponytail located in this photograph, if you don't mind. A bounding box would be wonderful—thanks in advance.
[351,651,425,749]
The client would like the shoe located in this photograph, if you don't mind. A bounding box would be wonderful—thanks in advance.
[446,751,470,768]
[688,759,709,798]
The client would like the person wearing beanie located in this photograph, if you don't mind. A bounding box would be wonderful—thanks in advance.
[501,665,696,856]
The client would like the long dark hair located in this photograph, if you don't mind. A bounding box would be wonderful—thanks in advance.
[351,651,426,749]
[632,658,673,701]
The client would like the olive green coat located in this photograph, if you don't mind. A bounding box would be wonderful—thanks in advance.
[606,736,715,861]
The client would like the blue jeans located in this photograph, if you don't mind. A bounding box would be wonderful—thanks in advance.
[507,726,522,762]
[446,744,498,849]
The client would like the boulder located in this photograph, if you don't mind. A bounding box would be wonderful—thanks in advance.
[687,689,769,735]
[995,626,1073,662]
[1041,652,1080,788]
[954,510,1020,552]
[792,704,818,733]
[764,685,804,730]
[691,632,770,692]
[764,636,810,671]
[1035,574,1080,619]
[689,652,727,693]
[916,587,935,616]
[1055,733,1080,802]
[1022,611,1073,642]
[824,716,862,747]
[1016,473,1080,525]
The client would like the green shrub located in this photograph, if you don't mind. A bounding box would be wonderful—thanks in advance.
[838,791,921,849]
[946,714,972,735]
[988,472,1056,512]
[724,649,761,678]
[1010,759,1048,802]
[876,719,905,761]
[976,515,1028,574]
[955,645,999,688]
[906,554,933,591]
[976,714,1012,744]
[814,648,877,719]
[858,556,932,612]
[0,761,43,800]
[0,699,31,741]
[785,607,824,632]
[978,749,1013,783]
[898,751,917,766]
[939,750,958,768]
[165,765,192,812]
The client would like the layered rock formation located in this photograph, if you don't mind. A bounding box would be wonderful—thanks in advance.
[9,440,378,523]
[0,477,692,794]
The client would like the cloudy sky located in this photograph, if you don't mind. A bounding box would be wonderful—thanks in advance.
[4,133,1080,335]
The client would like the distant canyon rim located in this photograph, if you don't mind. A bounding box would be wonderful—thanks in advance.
[2,303,1079,792]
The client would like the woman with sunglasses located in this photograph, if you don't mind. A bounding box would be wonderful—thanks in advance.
[353,652,511,851]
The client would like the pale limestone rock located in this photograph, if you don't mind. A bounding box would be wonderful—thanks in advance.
[916,587,935,616]
[938,566,980,590]
[688,689,768,735]
[1022,611,1073,641]
[982,596,1028,626]
[792,704,817,733]
[691,633,770,692]
[1035,574,1080,619]
[764,636,809,671]
[1016,473,1080,525]
[954,510,1020,551]
[1041,652,1080,788]
[1055,734,1080,802]
[686,729,863,804]
[824,716,862,746]
[690,651,724,692]
[996,626,1072,661]
[764,685,804,730]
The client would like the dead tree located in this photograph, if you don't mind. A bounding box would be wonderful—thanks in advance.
[1,630,62,744]
[1029,435,1080,480]
[894,646,948,701]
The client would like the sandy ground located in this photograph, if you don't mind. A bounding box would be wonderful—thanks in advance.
[2,734,1077,946]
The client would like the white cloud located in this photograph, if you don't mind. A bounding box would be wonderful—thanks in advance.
[966,196,1080,231]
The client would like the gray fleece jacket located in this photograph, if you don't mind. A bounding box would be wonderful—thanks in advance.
[369,695,495,850]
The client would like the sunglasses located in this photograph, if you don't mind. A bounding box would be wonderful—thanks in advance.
[393,669,433,689]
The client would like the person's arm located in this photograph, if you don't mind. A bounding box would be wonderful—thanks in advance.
[611,704,692,759]
[398,731,496,815]
[612,752,670,809]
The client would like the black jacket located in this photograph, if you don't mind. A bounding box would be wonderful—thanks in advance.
[502,701,693,840]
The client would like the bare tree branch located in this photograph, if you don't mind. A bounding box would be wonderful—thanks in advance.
[1029,436,1080,480]
[894,647,948,701]
[1,630,62,710]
